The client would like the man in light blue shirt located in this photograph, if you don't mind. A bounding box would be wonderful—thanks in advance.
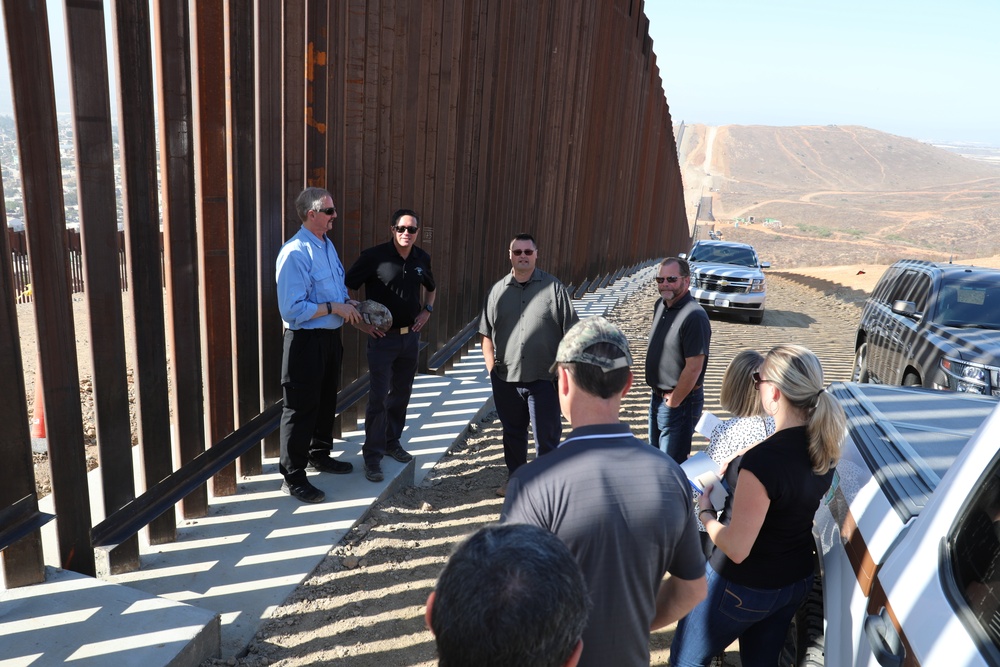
[276,187,362,503]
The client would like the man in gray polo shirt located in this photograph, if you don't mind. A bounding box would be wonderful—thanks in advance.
[501,317,707,667]
[480,233,578,495]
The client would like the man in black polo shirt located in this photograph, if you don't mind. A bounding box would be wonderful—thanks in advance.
[346,209,436,482]
[645,257,711,464]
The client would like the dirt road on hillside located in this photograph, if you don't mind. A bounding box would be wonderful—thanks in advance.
[212,273,862,667]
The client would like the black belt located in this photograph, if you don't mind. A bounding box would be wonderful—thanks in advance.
[387,326,412,335]
[655,385,700,398]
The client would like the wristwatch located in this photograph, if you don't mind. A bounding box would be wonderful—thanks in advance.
[424,304,434,313]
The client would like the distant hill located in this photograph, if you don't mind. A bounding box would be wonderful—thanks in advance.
[676,124,1000,268]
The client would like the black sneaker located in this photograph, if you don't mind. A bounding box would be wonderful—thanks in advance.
[386,446,413,463]
[307,456,354,474]
[364,465,384,483]
[281,479,325,503]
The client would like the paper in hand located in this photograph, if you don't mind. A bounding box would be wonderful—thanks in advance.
[680,452,729,509]
[695,411,721,438]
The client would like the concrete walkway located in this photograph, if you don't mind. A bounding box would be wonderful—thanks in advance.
[1,264,656,666]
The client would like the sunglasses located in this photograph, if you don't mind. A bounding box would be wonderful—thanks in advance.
[511,249,535,256]
[394,225,419,234]
[752,371,772,390]
[655,275,682,284]
[316,207,336,216]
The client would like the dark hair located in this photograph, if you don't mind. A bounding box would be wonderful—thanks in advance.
[294,187,333,221]
[431,524,590,667]
[562,342,631,399]
[510,233,537,248]
[660,256,690,277]
[391,208,419,227]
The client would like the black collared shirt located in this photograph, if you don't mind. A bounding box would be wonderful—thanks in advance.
[345,242,435,328]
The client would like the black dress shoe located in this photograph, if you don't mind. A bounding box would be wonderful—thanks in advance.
[386,447,413,463]
[281,479,325,503]
[364,465,384,483]
[307,456,354,474]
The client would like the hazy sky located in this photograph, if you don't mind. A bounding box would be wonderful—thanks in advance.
[0,2,996,146]
[644,0,1000,145]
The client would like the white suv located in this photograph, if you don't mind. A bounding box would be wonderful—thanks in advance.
[680,240,769,324]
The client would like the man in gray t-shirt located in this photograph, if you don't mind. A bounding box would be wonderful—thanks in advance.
[480,233,578,494]
[501,317,707,667]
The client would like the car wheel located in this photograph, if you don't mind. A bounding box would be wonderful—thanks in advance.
[749,313,763,324]
[903,372,921,387]
[852,343,870,383]
[782,572,825,666]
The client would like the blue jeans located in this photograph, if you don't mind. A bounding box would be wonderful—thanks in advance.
[670,564,813,667]
[648,386,704,463]
[362,331,420,467]
[490,372,561,474]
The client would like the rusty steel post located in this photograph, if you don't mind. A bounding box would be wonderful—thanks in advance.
[64,0,140,574]
[2,0,95,576]
[153,0,209,518]
[110,0,177,545]
[256,0,284,459]
[192,0,237,496]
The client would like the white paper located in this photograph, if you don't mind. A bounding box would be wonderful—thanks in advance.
[680,451,728,509]
[695,411,721,438]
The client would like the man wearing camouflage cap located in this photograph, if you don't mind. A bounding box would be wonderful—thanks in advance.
[500,317,707,667]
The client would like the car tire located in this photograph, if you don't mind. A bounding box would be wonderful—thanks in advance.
[903,372,921,387]
[749,313,764,324]
[852,343,870,383]
[782,572,825,666]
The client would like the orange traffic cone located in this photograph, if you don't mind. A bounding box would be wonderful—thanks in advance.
[31,375,45,439]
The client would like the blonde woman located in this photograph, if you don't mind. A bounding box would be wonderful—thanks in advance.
[695,350,776,557]
[670,344,846,667]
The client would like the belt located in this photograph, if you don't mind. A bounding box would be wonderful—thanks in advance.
[656,385,701,398]
[388,326,411,334]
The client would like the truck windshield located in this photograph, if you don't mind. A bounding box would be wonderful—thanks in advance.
[689,246,757,268]
[933,278,1000,329]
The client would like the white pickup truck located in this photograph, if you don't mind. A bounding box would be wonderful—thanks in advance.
[803,382,1000,666]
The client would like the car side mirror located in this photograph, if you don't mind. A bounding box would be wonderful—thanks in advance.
[678,252,688,260]
[760,261,771,269]
[891,300,917,317]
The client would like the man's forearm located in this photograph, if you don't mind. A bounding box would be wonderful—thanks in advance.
[650,575,707,631]
[481,336,495,374]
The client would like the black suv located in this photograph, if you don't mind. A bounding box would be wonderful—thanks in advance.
[852,259,1000,395]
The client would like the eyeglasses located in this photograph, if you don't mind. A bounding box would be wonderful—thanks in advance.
[394,225,419,234]
[511,248,535,256]
[655,275,683,284]
[752,371,772,390]
[316,207,336,216]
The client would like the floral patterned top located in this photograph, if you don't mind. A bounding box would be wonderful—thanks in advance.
[696,415,776,531]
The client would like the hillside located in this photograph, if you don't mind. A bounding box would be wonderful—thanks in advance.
[677,124,1000,268]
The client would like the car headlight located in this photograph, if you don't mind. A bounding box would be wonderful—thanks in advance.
[750,279,765,293]
[941,358,993,394]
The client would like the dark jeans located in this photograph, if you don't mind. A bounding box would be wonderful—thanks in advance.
[490,371,561,474]
[362,330,420,467]
[670,563,814,667]
[279,328,343,482]
[648,386,704,464]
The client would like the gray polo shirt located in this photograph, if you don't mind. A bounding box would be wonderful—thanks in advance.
[479,268,578,383]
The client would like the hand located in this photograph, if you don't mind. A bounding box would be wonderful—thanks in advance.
[351,319,384,338]
[698,485,715,514]
[412,309,431,332]
[334,302,362,325]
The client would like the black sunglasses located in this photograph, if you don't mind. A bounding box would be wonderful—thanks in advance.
[316,207,336,216]
[655,275,682,284]
[394,225,419,234]
[511,249,535,256]
[752,371,772,390]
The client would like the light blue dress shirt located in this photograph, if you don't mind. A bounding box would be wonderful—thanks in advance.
[276,226,349,330]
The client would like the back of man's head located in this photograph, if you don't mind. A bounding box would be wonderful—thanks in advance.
[427,524,590,667]
[553,317,632,398]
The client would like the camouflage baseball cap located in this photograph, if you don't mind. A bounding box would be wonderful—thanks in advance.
[552,316,632,372]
